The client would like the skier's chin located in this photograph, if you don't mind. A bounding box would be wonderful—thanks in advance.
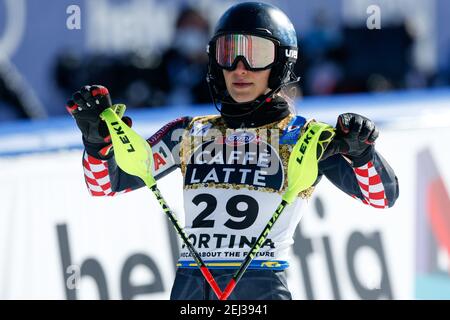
[229,92,259,104]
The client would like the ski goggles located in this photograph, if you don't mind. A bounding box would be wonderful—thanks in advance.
[213,34,277,71]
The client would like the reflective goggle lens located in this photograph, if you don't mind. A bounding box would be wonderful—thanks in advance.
[215,34,275,69]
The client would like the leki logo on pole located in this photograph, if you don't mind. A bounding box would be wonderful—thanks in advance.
[110,121,136,153]
[295,128,315,165]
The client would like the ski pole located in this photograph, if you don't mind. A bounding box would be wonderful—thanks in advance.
[100,106,223,299]
[220,122,335,300]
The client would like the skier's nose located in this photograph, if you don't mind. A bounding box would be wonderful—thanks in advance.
[234,60,248,75]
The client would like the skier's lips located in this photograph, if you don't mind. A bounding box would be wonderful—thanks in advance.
[232,82,253,89]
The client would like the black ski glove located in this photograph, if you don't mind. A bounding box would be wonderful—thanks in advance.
[66,85,131,159]
[322,113,379,167]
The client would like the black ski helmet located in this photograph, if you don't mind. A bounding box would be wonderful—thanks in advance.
[207,2,298,103]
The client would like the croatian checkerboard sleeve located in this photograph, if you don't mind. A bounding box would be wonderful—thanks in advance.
[82,117,192,196]
[318,151,399,208]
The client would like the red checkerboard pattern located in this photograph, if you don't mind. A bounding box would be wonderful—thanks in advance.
[83,152,130,196]
[353,161,388,209]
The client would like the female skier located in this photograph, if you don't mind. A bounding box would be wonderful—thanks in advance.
[67,2,399,300]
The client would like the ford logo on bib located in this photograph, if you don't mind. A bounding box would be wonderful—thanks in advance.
[225,131,256,146]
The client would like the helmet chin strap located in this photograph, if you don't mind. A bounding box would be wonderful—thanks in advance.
[207,69,300,120]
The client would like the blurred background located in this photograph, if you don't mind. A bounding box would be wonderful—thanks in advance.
[0,0,450,300]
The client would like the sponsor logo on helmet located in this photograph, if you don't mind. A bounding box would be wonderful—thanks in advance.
[285,49,298,59]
